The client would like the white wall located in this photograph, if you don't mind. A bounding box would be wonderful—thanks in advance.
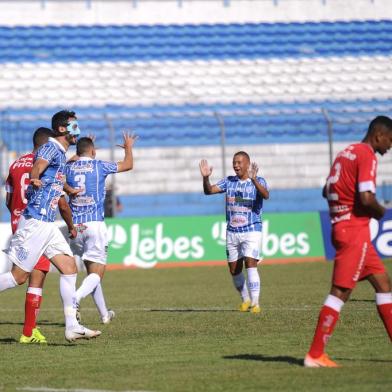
[0,0,390,26]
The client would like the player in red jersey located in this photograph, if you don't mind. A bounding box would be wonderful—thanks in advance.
[5,127,77,344]
[304,116,392,367]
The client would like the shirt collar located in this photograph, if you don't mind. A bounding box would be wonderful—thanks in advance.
[49,137,66,153]
[79,157,93,161]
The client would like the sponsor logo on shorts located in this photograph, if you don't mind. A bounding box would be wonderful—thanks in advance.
[16,247,29,261]
[76,224,88,233]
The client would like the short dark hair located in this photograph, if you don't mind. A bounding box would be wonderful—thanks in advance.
[33,127,53,148]
[368,116,392,135]
[233,151,250,162]
[51,110,76,132]
[76,137,94,156]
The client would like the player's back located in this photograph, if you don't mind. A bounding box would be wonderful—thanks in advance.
[65,158,118,223]
[325,142,377,225]
[6,153,34,232]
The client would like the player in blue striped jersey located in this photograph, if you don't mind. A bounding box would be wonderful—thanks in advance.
[1,110,101,342]
[64,133,137,323]
[199,151,269,313]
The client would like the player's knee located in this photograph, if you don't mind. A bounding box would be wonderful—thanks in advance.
[14,272,29,285]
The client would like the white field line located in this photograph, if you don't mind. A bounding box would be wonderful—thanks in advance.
[0,304,374,313]
[18,387,154,392]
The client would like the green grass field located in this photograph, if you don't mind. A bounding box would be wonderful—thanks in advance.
[0,261,391,392]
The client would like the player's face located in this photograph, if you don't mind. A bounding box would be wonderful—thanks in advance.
[375,129,392,155]
[232,155,250,178]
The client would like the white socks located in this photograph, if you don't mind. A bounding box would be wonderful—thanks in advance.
[376,292,392,305]
[324,294,345,312]
[232,272,250,302]
[247,267,260,306]
[76,273,101,303]
[0,272,18,292]
[59,274,78,328]
[92,283,109,319]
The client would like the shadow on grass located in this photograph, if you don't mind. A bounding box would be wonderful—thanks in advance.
[0,337,77,347]
[349,299,374,303]
[149,308,237,312]
[0,320,64,327]
[224,354,304,366]
[0,337,18,344]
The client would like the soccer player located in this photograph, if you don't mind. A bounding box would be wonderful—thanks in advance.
[1,110,101,342]
[64,133,137,323]
[199,152,269,313]
[304,116,392,368]
[5,127,77,344]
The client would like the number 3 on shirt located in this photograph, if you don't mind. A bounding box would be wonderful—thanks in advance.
[74,174,86,195]
[325,162,341,201]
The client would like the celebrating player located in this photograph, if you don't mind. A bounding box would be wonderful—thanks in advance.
[1,110,101,342]
[304,116,392,368]
[199,152,269,313]
[65,132,137,323]
[5,127,77,343]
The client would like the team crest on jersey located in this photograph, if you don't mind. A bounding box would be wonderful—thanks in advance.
[16,247,29,262]
[245,185,254,193]
[55,173,66,183]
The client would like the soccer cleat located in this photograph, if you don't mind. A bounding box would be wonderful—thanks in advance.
[20,328,47,344]
[65,325,101,342]
[250,305,261,314]
[304,353,340,368]
[239,300,251,312]
[101,309,115,324]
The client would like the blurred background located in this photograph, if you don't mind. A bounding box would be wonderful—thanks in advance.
[1,0,392,221]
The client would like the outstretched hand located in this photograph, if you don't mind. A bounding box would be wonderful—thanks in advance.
[117,131,138,149]
[199,159,213,178]
[248,162,259,180]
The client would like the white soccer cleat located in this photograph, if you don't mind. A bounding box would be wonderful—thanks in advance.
[65,325,101,342]
[101,309,115,324]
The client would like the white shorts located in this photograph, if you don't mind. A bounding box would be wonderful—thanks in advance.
[6,215,73,272]
[226,231,262,263]
[70,221,108,265]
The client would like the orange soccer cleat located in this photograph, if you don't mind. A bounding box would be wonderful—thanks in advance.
[304,353,340,368]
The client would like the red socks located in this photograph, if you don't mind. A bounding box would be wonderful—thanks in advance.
[377,303,392,341]
[309,305,340,358]
[23,291,42,337]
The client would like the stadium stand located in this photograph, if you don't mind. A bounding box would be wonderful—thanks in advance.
[1,15,392,218]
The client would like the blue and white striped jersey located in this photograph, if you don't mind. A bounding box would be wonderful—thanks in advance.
[64,157,118,223]
[216,176,268,233]
[24,137,67,222]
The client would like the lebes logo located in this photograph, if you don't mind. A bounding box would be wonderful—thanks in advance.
[108,222,204,268]
[370,218,392,257]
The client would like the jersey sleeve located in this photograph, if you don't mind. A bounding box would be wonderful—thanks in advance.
[216,178,228,192]
[357,149,377,194]
[257,176,269,190]
[5,173,13,193]
[36,143,57,163]
[99,160,118,176]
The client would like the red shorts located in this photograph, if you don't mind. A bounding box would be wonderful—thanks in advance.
[332,222,385,289]
[33,255,51,273]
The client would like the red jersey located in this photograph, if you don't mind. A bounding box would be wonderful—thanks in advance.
[325,143,377,226]
[5,153,34,233]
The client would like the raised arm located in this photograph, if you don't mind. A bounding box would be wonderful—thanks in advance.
[248,162,269,199]
[117,132,138,173]
[199,159,223,195]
